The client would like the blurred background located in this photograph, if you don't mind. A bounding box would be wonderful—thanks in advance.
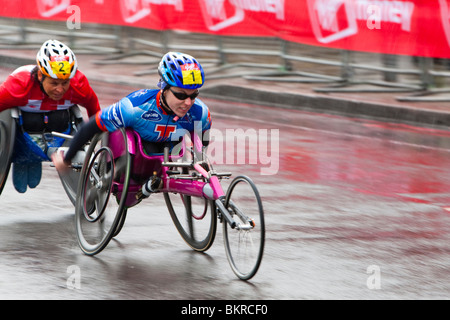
[1,0,450,106]
[1,0,450,300]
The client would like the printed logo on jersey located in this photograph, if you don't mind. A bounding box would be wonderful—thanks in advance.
[107,103,124,129]
[141,110,162,122]
[129,89,148,99]
[154,124,176,140]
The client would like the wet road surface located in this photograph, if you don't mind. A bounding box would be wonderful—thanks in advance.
[1,81,450,300]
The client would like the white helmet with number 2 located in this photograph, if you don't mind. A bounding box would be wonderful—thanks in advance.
[36,40,78,80]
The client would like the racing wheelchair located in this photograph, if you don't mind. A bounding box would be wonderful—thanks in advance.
[71,127,265,280]
[0,107,83,201]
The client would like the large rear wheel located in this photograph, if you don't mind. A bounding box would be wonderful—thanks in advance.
[75,129,131,255]
[0,110,16,195]
[165,167,217,252]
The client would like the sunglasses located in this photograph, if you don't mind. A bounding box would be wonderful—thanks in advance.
[169,88,199,100]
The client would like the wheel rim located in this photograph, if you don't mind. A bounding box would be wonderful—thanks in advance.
[165,192,217,252]
[82,146,115,223]
[223,176,265,280]
[75,130,131,255]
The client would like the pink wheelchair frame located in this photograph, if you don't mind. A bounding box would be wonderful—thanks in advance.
[109,128,229,210]
[74,127,265,280]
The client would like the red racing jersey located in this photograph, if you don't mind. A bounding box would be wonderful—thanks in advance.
[0,65,100,117]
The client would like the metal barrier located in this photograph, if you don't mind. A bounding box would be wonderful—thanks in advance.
[243,41,450,101]
[396,59,450,102]
[1,18,450,102]
[0,18,121,54]
[246,47,424,93]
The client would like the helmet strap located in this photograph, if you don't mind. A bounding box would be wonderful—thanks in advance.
[160,87,175,115]
[35,69,49,97]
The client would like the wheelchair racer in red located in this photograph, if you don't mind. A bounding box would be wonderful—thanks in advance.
[0,39,100,193]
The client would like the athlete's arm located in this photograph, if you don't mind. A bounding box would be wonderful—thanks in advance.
[52,114,103,173]
[195,101,212,147]
[64,116,103,164]
[0,71,29,112]
[53,96,135,172]
[81,88,101,117]
[0,84,16,112]
[70,71,101,117]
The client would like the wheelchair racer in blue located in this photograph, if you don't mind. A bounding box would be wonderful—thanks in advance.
[53,52,212,196]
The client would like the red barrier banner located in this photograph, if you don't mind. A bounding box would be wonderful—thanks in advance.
[1,0,450,58]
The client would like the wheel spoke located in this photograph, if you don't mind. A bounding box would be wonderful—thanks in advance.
[165,191,217,252]
[223,176,265,280]
[75,129,131,255]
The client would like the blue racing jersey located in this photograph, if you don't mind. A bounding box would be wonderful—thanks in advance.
[96,89,212,143]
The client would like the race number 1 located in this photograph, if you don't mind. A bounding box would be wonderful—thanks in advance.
[181,63,202,85]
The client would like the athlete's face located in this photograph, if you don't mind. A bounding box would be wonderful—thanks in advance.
[37,70,70,101]
[165,87,199,118]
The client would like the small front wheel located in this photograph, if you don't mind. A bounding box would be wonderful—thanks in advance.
[223,176,265,280]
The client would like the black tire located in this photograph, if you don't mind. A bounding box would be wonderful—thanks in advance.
[112,208,127,238]
[164,168,217,252]
[75,129,131,255]
[223,175,265,280]
[0,110,16,195]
